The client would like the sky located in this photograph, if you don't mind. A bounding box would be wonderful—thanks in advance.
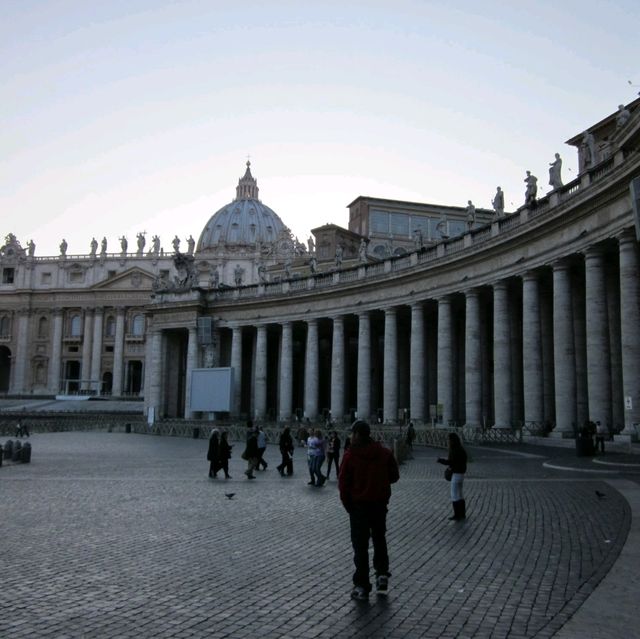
[2,0,639,257]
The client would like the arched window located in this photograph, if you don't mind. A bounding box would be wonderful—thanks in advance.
[0,315,10,338]
[131,314,145,336]
[38,316,49,339]
[70,314,82,337]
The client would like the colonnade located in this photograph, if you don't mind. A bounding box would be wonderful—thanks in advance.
[168,233,639,435]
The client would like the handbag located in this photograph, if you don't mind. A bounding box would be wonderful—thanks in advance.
[444,467,453,481]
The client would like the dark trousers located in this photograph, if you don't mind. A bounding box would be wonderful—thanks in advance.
[326,453,340,478]
[349,502,389,590]
[257,447,268,469]
[277,452,293,475]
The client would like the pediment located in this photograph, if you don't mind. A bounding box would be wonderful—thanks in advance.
[91,267,157,291]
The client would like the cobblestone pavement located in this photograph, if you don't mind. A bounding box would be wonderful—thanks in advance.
[1,433,637,639]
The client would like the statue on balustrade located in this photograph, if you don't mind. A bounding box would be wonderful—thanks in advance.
[100,237,107,255]
[136,232,146,256]
[359,237,369,261]
[89,237,98,257]
[466,200,476,229]
[172,235,181,254]
[412,229,423,251]
[524,171,538,206]
[257,262,267,283]
[187,235,195,255]
[492,186,504,216]
[59,238,68,256]
[548,153,563,190]
[307,236,315,253]
[309,254,318,274]
[119,236,128,255]
[335,244,343,267]
[616,104,631,129]
[149,235,161,256]
[27,239,35,257]
[209,266,220,288]
[581,131,597,170]
[284,256,292,279]
[234,264,244,286]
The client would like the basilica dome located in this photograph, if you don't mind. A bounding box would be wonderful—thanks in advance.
[197,162,288,252]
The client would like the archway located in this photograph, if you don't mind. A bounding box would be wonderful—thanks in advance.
[0,346,11,392]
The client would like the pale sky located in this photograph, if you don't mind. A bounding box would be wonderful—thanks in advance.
[2,0,638,256]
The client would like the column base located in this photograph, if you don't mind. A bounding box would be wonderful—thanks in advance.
[548,430,576,439]
[615,433,638,444]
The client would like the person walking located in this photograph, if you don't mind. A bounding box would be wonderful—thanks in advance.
[595,421,607,454]
[207,429,220,478]
[242,421,259,480]
[437,432,468,521]
[339,420,400,601]
[256,426,268,470]
[326,430,341,480]
[219,431,232,479]
[306,429,326,487]
[277,426,294,476]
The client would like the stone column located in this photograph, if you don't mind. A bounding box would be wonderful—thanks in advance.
[90,309,104,394]
[304,319,319,420]
[584,246,611,428]
[111,308,126,397]
[493,281,512,428]
[254,324,267,419]
[230,326,243,416]
[330,316,345,422]
[618,232,640,436]
[522,272,544,426]
[81,309,94,391]
[409,303,425,423]
[437,297,453,426]
[383,308,398,423]
[11,310,30,394]
[184,326,198,418]
[146,329,163,420]
[49,309,64,395]
[464,289,482,428]
[552,262,576,435]
[278,322,293,421]
[357,312,371,421]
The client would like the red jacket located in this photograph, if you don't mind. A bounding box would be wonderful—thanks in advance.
[339,440,399,511]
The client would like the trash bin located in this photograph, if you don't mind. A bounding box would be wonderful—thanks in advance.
[20,442,31,463]
[192,427,200,439]
[11,440,22,462]
[125,423,131,434]
[3,440,13,460]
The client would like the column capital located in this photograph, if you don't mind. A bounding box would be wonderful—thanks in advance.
[582,244,607,261]
[521,270,539,283]
[492,280,509,292]
[463,287,480,300]
[617,228,639,248]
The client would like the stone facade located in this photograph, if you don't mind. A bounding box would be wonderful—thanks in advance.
[2,102,640,442]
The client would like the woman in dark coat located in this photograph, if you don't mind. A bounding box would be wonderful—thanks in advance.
[277,426,294,476]
[437,432,468,520]
[243,421,259,479]
[219,431,232,479]
[207,430,220,478]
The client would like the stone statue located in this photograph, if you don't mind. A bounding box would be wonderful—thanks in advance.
[412,230,423,250]
[435,215,449,239]
[284,256,292,279]
[234,264,244,286]
[89,237,98,257]
[335,245,343,268]
[150,235,161,256]
[548,153,563,190]
[257,262,267,283]
[119,235,128,255]
[172,235,181,254]
[492,187,505,216]
[524,171,538,206]
[616,104,631,129]
[136,232,146,256]
[307,236,315,253]
[466,200,476,229]
[309,255,318,274]
[359,238,368,262]
[187,235,195,255]
[209,267,220,288]
[581,131,597,169]
[27,239,35,257]
[100,237,107,255]
[59,239,68,256]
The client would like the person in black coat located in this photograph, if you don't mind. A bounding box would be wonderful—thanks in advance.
[437,432,468,521]
[207,430,220,478]
[243,421,259,479]
[219,431,232,479]
[276,426,294,476]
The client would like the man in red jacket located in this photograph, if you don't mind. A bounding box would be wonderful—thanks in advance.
[339,420,400,601]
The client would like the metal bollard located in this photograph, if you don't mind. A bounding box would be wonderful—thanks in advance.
[20,442,32,463]
[4,440,14,460]
[11,440,22,462]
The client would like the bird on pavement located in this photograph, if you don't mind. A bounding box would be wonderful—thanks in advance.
[595,490,606,500]
[225,493,235,500]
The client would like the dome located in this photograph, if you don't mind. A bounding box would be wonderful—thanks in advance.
[197,162,289,252]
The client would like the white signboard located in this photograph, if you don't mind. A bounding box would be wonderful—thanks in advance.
[189,368,234,412]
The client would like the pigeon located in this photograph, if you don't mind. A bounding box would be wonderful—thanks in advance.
[225,493,235,500]
[595,490,606,500]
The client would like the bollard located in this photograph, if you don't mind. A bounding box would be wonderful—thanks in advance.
[125,423,131,434]
[11,440,22,462]
[20,442,32,463]
[4,440,14,460]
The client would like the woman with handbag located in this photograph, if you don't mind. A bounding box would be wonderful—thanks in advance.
[437,432,468,521]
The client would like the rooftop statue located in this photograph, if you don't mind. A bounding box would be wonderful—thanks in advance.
[234,264,244,286]
[335,245,343,267]
[100,237,107,256]
[466,200,476,229]
[27,239,35,257]
[492,186,504,216]
[581,131,597,170]
[149,235,161,256]
[307,236,315,253]
[89,237,98,257]
[119,236,128,255]
[187,235,195,255]
[59,238,68,256]
[549,153,563,190]
[359,237,368,261]
[309,254,318,274]
[172,235,181,254]
[412,229,423,250]
[136,232,146,256]
[616,104,631,129]
[524,171,538,206]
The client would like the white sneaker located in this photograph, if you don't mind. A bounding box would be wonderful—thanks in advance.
[376,575,389,594]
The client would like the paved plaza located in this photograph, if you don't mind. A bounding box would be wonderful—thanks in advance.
[1,431,639,639]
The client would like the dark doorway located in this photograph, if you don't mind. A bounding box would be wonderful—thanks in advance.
[126,360,143,395]
[65,360,81,393]
[0,346,11,392]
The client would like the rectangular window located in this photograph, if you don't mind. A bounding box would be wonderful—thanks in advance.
[389,213,410,236]
[2,268,15,284]
[370,209,389,234]
[107,270,116,278]
[69,271,84,283]
[411,216,430,235]
[41,272,52,284]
